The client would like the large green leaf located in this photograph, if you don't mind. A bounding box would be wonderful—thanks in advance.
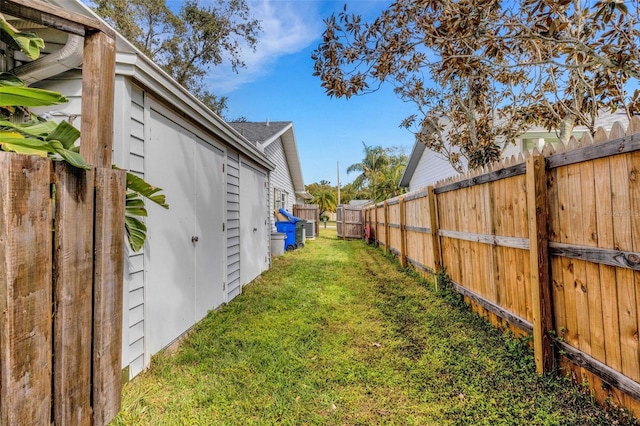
[0,73,27,87]
[48,139,89,169]
[46,120,80,149]
[125,215,147,253]
[126,171,169,209]
[125,195,148,217]
[0,135,50,157]
[0,15,44,60]
[0,119,58,137]
[0,86,68,107]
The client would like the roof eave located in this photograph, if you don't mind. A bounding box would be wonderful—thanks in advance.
[399,140,425,188]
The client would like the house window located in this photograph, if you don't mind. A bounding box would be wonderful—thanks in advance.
[274,188,287,211]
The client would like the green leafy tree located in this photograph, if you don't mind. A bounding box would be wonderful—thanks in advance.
[313,0,640,171]
[306,180,337,216]
[378,148,408,200]
[347,142,389,202]
[346,144,407,202]
[92,0,261,116]
[338,182,362,205]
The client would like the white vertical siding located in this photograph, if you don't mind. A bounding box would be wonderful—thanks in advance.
[226,151,242,300]
[265,138,295,230]
[126,85,146,378]
[409,149,460,192]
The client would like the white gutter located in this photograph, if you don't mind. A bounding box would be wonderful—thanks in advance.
[12,32,84,85]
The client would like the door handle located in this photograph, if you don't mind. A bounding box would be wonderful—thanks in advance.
[192,236,199,243]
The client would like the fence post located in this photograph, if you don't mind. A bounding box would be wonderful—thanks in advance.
[399,196,407,267]
[428,186,443,278]
[374,203,379,246]
[384,200,390,253]
[80,31,116,168]
[526,155,554,374]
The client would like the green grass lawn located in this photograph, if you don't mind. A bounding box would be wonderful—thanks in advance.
[112,229,637,425]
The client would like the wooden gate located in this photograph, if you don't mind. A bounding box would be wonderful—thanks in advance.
[336,205,363,239]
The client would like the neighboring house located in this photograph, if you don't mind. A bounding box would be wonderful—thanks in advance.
[349,199,375,207]
[5,0,277,380]
[228,121,312,230]
[400,111,631,192]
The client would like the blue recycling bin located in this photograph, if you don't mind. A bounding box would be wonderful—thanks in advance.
[275,221,297,251]
[277,209,306,249]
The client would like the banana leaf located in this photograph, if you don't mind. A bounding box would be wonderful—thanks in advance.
[0,119,58,137]
[0,15,44,60]
[0,86,68,107]
[126,171,169,209]
[46,120,81,149]
[125,215,147,253]
[0,73,27,87]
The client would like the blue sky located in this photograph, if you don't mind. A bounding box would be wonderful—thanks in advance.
[206,0,417,186]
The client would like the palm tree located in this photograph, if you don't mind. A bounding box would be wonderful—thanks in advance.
[378,151,408,200]
[347,142,389,202]
[310,186,337,217]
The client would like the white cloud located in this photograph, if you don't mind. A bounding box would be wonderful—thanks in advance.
[207,0,323,94]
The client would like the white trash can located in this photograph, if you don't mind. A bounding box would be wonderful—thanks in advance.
[270,232,286,257]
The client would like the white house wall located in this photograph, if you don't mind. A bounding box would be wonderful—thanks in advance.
[265,137,296,229]
[226,151,242,299]
[409,149,460,192]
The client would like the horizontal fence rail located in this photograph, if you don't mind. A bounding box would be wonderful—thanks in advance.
[362,117,640,416]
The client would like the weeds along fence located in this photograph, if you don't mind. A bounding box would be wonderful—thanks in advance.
[1,2,124,425]
[363,117,640,414]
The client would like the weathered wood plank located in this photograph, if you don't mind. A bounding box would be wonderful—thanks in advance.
[399,197,407,267]
[53,163,95,426]
[437,229,530,250]
[428,186,442,275]
[403,189,429,202]
[434,163,527,194]
[526,155,554,374]
[92,168,126,426]
[548,243,640,270]
[80,31,116,168]
[566,162,592,356]
[557,341,640,402]
[610,153,640,383]
[546,132,640,169]
[404,225,431,234]
[513,174,529,323]
[3,0,113,36]
[0,153,52,426]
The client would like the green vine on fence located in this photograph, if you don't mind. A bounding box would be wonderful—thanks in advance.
[0,16,168,252]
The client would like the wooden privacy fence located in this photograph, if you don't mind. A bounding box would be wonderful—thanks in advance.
[336,204,363,239]
[1,2,123,425]
[363,117,640,414]
[293,204,319,236]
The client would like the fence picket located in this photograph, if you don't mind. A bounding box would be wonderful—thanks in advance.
[0,154,52,425]
[92,168,126,425]
[53,163,95,426]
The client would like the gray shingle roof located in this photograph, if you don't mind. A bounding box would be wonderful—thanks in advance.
[228,121,292,146]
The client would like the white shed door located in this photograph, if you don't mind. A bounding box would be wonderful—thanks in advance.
[145,108,225,355]
[240,163,269,285]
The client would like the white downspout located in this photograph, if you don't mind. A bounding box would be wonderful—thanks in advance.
[11,32,84,85]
